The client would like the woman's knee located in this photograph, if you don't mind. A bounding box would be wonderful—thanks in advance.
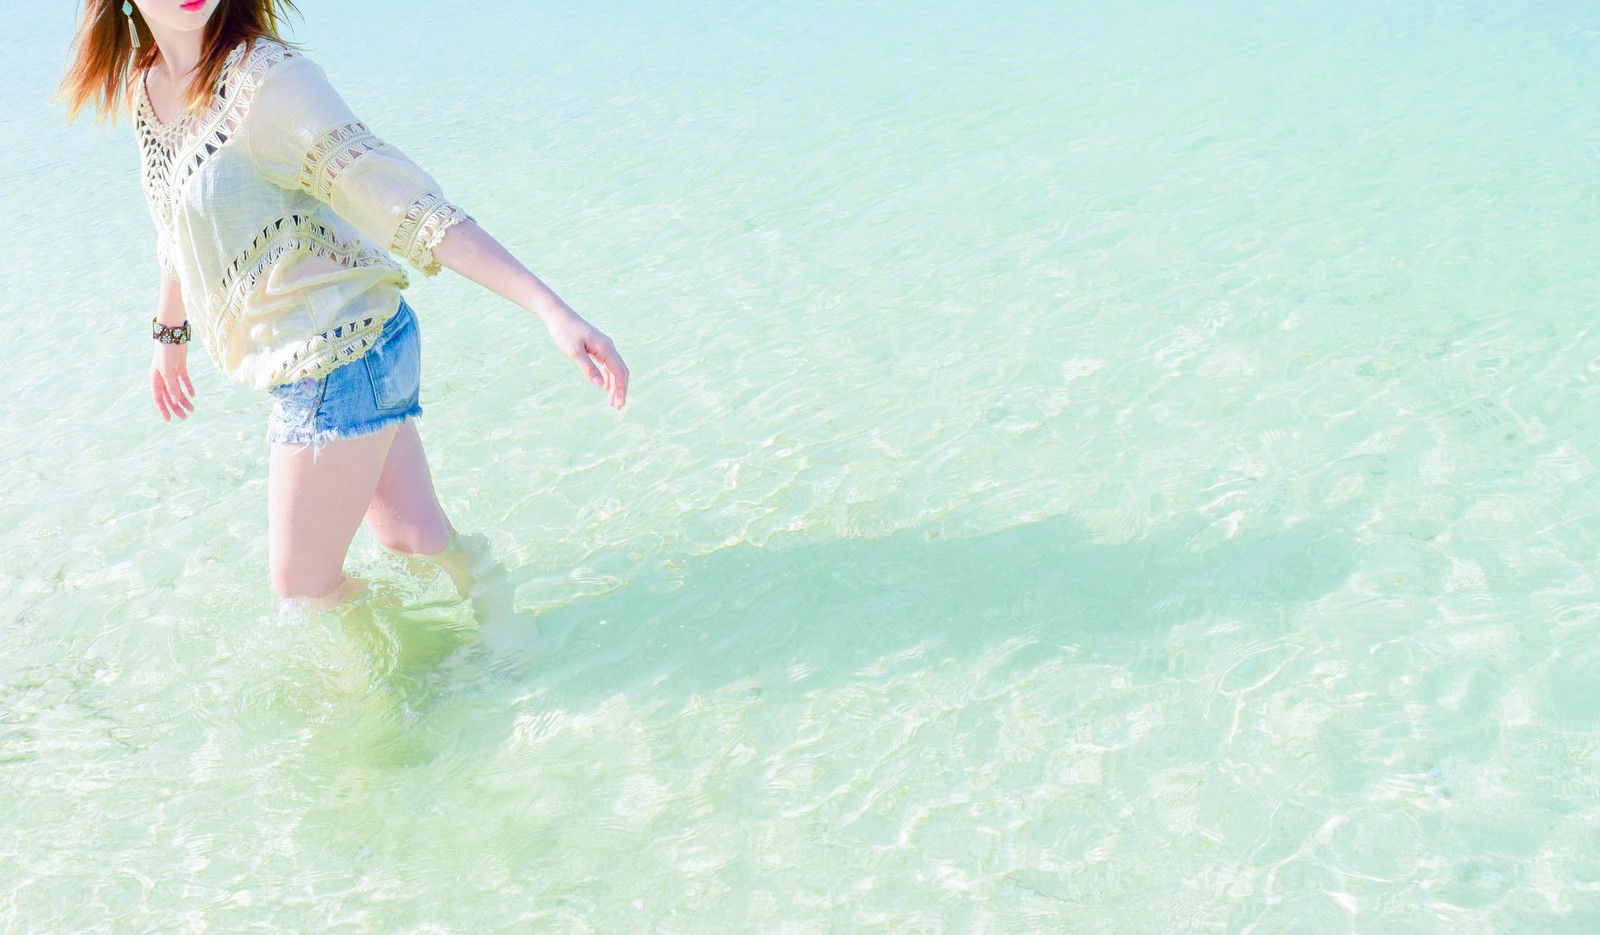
[373,517,452,558]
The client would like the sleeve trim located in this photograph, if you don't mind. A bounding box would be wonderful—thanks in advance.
[392,194,471,277]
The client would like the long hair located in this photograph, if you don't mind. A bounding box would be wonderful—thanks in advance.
[59,0,300,123]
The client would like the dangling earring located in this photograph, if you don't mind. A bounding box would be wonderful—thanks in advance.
[122,1,141,50]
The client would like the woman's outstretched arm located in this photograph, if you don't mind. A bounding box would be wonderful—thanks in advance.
[238,55,628,409]
[431,220,629,410]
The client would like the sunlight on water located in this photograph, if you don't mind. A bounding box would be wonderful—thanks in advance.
[5,0,1600,930]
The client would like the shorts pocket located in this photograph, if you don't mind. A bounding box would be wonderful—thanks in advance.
[365,309,421,413]
[267,375,328,443]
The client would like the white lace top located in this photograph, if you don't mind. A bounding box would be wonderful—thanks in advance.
[135,38,470,389]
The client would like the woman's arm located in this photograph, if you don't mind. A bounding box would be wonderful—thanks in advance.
[431,220,629,410]
[236,58,624,406]
[240,55,626,407]
[151,272,195,422]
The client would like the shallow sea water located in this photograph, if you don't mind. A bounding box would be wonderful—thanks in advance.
[5,0,1600,931]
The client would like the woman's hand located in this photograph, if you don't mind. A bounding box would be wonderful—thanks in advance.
[151,342,196,421]
[428,221,630,410]
[545,308,629,410]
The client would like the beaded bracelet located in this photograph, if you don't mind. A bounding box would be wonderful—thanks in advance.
[152,319,191,345]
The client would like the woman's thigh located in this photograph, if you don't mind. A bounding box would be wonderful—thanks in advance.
[364,419,453,557]
[268,424,400,601]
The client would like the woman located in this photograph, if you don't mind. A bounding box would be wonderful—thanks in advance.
[60,0,628,608]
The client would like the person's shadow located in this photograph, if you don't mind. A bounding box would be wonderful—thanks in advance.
[471,511,1353,712]
[243,510,1354,821]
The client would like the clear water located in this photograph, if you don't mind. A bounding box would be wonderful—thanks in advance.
[6,0,1600,930]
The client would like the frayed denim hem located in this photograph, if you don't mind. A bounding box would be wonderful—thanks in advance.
[268,405,422,460]
[264,299,424,460]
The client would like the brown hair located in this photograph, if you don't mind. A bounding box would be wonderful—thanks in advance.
[59,0,301,123]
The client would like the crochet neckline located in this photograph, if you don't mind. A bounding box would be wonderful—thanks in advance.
[137,71,189,138]
[135,40,259,137]
[136,37,296,234]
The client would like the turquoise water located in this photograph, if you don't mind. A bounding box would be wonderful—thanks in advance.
[6,0,1600,930]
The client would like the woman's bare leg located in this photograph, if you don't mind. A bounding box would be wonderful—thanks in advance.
[364,419,454,557]
[364,421,498,598]
[268,425,400,604]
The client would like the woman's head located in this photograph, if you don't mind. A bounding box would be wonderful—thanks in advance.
[59,0,299,123]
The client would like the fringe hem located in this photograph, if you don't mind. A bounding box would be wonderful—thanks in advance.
[267,405,422,461]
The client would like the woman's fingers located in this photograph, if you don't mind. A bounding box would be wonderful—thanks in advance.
[151,371,193,421]
[590,340,628,409]
[560,327,628,409]
[571,349,604,387]
[169,373,194,414]
[165,374,191,417]
[151,373,173,422]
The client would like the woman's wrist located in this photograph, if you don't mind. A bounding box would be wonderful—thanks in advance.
[152,318,191,344]
[531,300,581,331]
[518,279,579,329]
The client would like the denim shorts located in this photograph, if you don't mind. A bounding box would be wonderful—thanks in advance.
[266,298,423,448]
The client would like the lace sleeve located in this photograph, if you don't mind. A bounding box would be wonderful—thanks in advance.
[241,55,470,276]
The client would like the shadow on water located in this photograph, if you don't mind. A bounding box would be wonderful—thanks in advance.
[231,511,1356,788]
[491,511,1356,710]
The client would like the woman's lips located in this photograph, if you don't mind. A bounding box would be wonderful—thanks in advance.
[180,0,205,10]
